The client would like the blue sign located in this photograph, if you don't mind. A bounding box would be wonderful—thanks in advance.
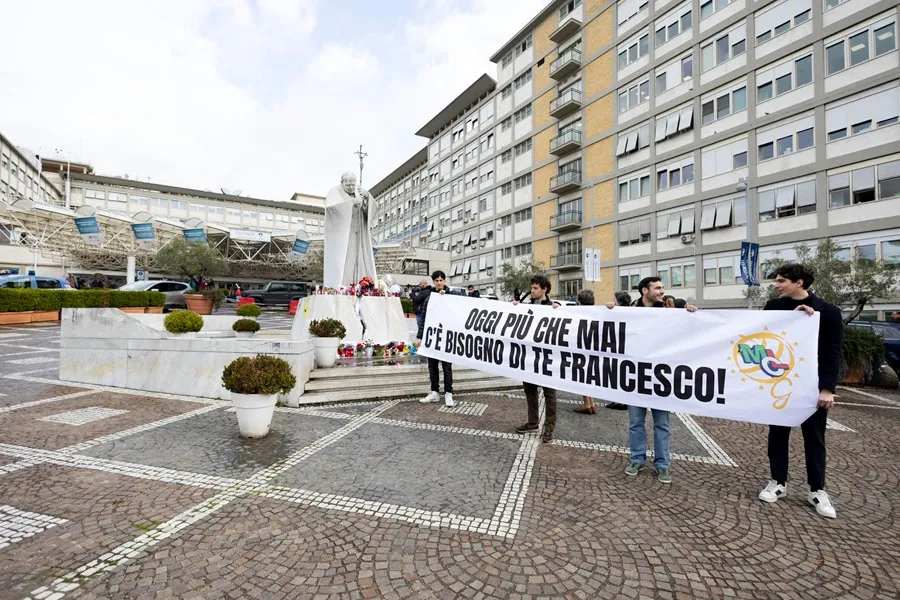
[291,239,310,255]
[740,241,761,286]
[74,216,103,245]
[183,228,208,243]
[131,223,155,250]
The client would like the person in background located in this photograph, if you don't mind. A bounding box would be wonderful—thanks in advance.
[891,310,900,323]
[758,263,842,519]
[410,279,432,348]
[573,289,599,415]
[513,275,561,443]
[604,291,633,411]
[467,285,481,298]
[418,271,465,407]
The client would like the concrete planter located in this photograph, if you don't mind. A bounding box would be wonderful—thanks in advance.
[119,307,145,314]
[235,332,255,339]
[145,307,163,314]
[0,312,36,324]
[184,294,214,315]
[313,337,340,368]
[29,310,62,322]
[230,392,278,437]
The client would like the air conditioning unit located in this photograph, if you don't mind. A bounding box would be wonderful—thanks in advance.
[680,234,695,244]
[464,274,471,281]
[486,269,493,276]
[455,247,462,254]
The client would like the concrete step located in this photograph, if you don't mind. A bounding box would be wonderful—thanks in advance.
[297,377,522,405]
[309,363,478,380]
[304,368,495,392]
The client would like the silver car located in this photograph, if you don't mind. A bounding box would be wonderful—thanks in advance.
[119,280,191,312]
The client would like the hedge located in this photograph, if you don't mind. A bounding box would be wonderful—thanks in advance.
[0,289,165,313]
[400,298,414,314]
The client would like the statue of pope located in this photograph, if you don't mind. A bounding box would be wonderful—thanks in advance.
[323,171,378,289]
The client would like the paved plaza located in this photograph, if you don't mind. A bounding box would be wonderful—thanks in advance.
[0,322,898,599]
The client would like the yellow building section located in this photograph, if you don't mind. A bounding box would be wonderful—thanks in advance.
[533,90,554,133]
[585,179,615,220]
[533,163,555,200]
[534,9,558,59]
[533,199,556,236]
[584,93,614,138]
[533,127,555,165]
[584,137,615,181]
[584,8,614,56]
[534,237,555,271]
[584,51,613,99]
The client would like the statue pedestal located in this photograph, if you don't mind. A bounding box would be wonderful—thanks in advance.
[291,296,410,345]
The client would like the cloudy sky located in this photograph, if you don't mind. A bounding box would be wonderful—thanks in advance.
[0,0,549,200]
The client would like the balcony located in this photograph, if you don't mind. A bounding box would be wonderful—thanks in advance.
[550,170,582,193]
[551,253,583,271]
[550,15,582,44]
[549,210,582,232]
[550,48,582,81]
[550,130,582,157]
[549,88,582,119]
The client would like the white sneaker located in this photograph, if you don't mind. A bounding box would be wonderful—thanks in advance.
[758,480,787,503]
[419,391,439,403]
[808,490,837,519]
[444,392,455,407]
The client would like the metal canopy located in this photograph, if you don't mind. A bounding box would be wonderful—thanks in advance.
[1,190,419,281]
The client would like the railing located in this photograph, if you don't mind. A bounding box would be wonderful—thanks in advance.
[550,48,582,74]
[550,88,582,113]
[550,130,583,152]
[551,170,582,190]
[551,253,583,268]
[550,210,582,229]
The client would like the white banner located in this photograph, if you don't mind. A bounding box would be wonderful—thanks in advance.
[583,248,594,282]
[418,295,821,426]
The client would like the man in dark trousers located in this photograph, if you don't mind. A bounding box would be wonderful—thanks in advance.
[410,279,431,346]
[417,271,465,408]
[512,274,560,443]
[758,263,841,519]
[607,277,697,483]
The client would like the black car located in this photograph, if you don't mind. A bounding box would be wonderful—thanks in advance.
[848,321,900,371]
[241,281,308,306]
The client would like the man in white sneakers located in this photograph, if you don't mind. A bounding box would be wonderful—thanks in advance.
[758,263,842,519]
[418,270,465,407]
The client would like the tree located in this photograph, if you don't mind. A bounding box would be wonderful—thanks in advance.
[743,237,899,323]
[154,237,227,281]
[497,257,547,301]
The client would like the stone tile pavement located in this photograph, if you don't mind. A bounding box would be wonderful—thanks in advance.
[0,322,898,599]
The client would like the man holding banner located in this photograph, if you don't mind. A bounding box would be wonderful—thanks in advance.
[512,275,560,443]
[614,277,697,484]
[759,263,842,519]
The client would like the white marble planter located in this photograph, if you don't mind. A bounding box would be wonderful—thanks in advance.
[234,332,255,339]
[313,337,340,368]
[229,392,277,437]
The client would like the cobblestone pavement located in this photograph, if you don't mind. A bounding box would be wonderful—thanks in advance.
[0,322,898,599]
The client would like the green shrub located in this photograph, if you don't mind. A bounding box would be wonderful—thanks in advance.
[221,355,296,395]
[164,310,204,334]
[236,303,262,317]
[232,318,260,333]
[400,298,414,314]
[309,318,346,338]
[0,289,164,312]
[842,325,885,381]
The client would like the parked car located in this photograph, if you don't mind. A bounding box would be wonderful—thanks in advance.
[0,274,74,289]
[241,281,308,307]
[848,321,900,371]
[118,280,191,312]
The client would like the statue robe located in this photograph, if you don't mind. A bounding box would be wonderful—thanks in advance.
[323,186,378,289]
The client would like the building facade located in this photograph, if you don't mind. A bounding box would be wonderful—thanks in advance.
[371,0,900,317]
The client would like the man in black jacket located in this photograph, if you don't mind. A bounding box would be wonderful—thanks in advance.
[512,274,560,443]
[410,279,431,343]
[417,271,465,408]
[758,263,842,519]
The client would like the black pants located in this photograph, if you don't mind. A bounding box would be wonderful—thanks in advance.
[523,383,557,433]
[768,407,827,491]
[428,358,453,393]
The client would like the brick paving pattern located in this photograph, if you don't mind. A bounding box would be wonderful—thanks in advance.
[0,322,898,599]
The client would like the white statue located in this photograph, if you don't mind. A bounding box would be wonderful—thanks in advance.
[323,171,378,289]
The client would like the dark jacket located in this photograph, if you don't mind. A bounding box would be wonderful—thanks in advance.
[417,286,465,339]
[525,296,558,307]
[410,286,432,316]
[764,293,843,393]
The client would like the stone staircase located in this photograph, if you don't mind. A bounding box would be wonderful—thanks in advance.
[298,363,522,405]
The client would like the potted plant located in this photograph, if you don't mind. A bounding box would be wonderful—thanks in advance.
[236,303,262,318]
[840,325,885,385]
[221,355,296,437]
[153,237,226,315]
[163,310,204,336]
[309,318,346,368]
[233,318,260,338]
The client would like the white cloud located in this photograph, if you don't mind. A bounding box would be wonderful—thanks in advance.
[0,0,548,200]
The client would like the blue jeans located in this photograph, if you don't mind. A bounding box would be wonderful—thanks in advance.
[415,314,426,339]
[628,406,671,469]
